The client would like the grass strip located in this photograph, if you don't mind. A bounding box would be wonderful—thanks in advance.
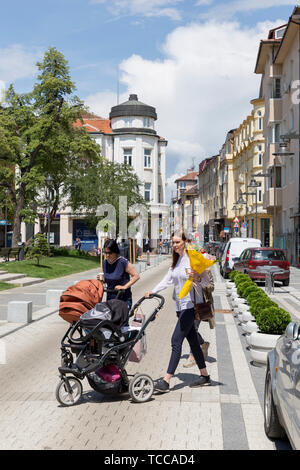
[0,255,101,280]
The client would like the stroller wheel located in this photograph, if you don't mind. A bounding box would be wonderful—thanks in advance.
[56,377,83,407]
[129,374,154,403]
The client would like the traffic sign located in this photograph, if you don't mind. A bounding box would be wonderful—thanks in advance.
[234,217,239,223]
[242,222,248,229]
[234,223,239,228]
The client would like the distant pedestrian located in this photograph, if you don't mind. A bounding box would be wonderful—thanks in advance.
[75,237,81,250]
[145,232,213,393]
[97,239,140,311]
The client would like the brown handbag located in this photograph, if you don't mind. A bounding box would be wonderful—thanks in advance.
[192,286,213,322]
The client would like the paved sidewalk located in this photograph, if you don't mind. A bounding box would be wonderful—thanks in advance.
[0,261,285,450]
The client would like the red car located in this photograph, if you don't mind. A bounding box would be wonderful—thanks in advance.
[233,247,290,286]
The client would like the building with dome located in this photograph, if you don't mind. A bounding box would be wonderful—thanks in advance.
[20,95,168,250]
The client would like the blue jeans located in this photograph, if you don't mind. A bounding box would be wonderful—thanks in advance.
[167,308,206,375]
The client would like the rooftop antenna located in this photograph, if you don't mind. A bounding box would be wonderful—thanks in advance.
[192,157,196,171]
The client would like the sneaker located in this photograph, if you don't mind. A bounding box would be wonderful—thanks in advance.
[154,379,170,393]
[183,358,196,368]
[201,342,210,360]
[189,375,211,388]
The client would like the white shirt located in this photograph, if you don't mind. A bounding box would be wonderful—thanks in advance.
[152,253,211,312]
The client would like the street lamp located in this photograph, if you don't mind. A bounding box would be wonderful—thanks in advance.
[45,175,53,246]
[247,178,260,239]
[272,138,295,248]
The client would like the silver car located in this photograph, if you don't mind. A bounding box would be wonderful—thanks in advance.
[264,322,300,449]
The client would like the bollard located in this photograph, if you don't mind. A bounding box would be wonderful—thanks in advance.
[8,301,32,323]
[46,289,64,308]
[146,250,150,266]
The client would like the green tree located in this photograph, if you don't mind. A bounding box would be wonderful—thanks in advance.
[0,47,99,246]
[27,233,50,266]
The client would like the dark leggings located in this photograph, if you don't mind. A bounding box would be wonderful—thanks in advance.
[167,308,206,375]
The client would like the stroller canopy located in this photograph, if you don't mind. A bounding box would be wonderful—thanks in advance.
[59,279,104,324]
[80,299,129,329]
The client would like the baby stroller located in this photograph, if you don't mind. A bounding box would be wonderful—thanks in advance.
[56,286,164,406]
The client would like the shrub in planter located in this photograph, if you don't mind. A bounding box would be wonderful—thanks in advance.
[229,271,238,281]
[249,298,277,318]
[256,307,292,335]
[234,273,249,284]
[237,280,255,297]
[243,285,259,298]
[246,290,268,306]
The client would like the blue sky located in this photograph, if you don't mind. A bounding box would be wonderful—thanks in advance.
[0,1,298,199]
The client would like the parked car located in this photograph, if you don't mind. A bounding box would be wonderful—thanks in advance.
[264,321,300,449]
[220,237,261,278]
[233,247,290,286]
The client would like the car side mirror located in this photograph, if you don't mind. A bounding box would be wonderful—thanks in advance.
[285,322,299,341]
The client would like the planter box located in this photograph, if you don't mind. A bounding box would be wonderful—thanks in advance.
[242,320,259,335]
[238,304,250,314]
[241,311,255,323]
[248,331,280,366]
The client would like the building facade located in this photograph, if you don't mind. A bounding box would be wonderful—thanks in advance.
[255,10,300,264]
[21,94,168,250]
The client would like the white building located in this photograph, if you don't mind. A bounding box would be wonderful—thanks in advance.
[21,94,168,250]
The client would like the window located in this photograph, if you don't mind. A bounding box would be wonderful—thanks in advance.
[275,123,281,143]
[275,27,286,39]
[144,183,151,202]
[289,109,294,131]
[144,149,151,168]
[289,157,294,183]
[282,164,286,186]
[124,117,132,128]
[258,189,262,202]
[158,185,162,203]
[282,210,287,234]
[258,111,262,130]
[273,78,281,98]
[143,117,150,127]
[158,153,161,173]
[179,181,186,189]
[258,145,262,165]
[123,148,132,166]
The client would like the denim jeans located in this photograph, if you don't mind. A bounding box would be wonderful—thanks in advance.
[167,308,206,375]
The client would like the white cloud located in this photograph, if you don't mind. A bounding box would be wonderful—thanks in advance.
[0,44,41,84]
[84,19,284,201]
[200,0,296,19]
[90,0,183,20]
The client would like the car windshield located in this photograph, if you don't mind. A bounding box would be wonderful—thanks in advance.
[252,250,286,261]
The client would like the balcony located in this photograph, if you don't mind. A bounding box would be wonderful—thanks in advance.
[268,98,282,123]
[264,187,282,211]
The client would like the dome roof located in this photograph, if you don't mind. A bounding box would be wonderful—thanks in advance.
[109,94,157,120]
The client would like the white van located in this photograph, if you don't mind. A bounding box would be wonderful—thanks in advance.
[220,238,262,278]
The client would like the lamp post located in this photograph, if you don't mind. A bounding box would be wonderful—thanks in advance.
[248,178,260,239]
[4,189,9,248]
[272,138,295,248]
[46,175,53,246]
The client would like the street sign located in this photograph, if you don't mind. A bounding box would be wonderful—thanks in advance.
[234,217,239,223]
[234,227,239,233]
[242,222,248,229]
[234,223,239,228]
[0,220,9,226]
[224,227,230,233]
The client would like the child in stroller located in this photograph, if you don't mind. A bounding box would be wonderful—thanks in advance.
[56,287,165,406]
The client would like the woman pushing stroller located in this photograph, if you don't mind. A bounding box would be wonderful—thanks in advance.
[145,232,213,392]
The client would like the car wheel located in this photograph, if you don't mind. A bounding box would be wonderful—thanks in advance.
[282,279,290,287]
[264,366,286,439]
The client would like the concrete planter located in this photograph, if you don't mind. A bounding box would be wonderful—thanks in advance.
[242,320,259,335]
[241,311,255,323]
[232,296,243,308]
[248,331,280,366]
[238,304,250,315]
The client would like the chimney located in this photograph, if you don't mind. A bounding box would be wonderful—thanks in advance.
[129,94,138,101]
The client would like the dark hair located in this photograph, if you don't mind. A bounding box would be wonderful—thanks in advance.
[171,231,187,269]
[104,239,120,255]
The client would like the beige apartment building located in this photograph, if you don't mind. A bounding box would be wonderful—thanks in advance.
[219,129,236,238]
[255,7,300,265]
[198,155,221,242]
[232,98,271,245]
